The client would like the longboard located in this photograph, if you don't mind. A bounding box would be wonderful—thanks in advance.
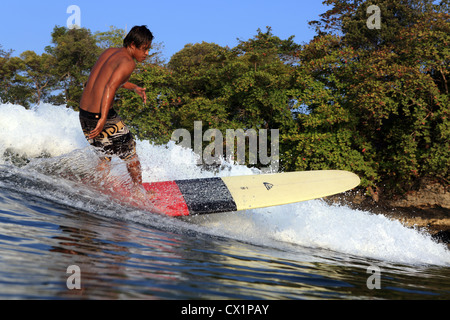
[142,170,360,217]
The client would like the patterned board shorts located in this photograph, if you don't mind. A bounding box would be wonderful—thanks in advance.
[79,108,137,161]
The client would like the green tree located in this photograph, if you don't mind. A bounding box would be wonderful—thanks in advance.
[115,63,178,144]
[18,51,58,105]
[285,34,378,188]
[300,0,449,196]
[0,45,12,103]
[167,41,239,134]
[166,30,300,168]
[45,26,101,109]
[95,25,127,49]
[0,46,31,107]
[225,27,300,131]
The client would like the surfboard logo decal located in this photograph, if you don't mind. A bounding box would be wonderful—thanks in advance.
[263,182,274,191]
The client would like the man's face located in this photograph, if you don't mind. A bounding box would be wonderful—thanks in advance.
[133,43,151,62]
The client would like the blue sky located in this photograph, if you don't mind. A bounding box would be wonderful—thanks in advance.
[0,0,329,61]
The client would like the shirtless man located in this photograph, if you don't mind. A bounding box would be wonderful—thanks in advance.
[79,26,153,185]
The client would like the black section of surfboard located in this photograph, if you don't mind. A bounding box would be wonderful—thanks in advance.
[176,178,238,215]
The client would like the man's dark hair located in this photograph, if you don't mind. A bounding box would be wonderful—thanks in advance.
[123,25,154,48]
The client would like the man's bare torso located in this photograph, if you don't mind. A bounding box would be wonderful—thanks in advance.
[80,48,136,114]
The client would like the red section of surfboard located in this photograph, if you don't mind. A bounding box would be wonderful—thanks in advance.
[142,181,190,217]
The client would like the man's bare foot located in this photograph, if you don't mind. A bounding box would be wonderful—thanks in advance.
[126,155,143,185]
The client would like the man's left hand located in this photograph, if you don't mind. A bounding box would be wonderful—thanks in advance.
[134,86,147,105]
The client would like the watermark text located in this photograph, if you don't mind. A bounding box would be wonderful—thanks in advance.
[366,265,381,289]
[366,5,381,30]
[66,265,81,290]
[171,121,279,172]
[67,5,81,29]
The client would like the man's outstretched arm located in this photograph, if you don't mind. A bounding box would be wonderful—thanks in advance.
[122,82,147,105]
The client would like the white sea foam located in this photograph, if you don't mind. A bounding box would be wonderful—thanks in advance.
[0,103,87,162]
[1,103,449,266]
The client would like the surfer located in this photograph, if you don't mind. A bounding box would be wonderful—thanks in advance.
[79,25,153,186]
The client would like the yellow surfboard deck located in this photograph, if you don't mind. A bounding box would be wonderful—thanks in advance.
[222,170,360,211]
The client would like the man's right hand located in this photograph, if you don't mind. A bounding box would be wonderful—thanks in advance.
[89,118,107,139]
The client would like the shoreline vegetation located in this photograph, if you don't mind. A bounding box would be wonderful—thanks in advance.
[1,0,449,240]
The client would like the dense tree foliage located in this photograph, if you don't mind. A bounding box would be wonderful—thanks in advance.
[306,0,449,195]
[1,0,448,200]
[44,26,102,109]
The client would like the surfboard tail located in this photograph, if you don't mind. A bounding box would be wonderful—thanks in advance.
[143,178,237,216]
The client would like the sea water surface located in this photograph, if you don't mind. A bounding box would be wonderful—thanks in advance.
[0,103,449,300]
